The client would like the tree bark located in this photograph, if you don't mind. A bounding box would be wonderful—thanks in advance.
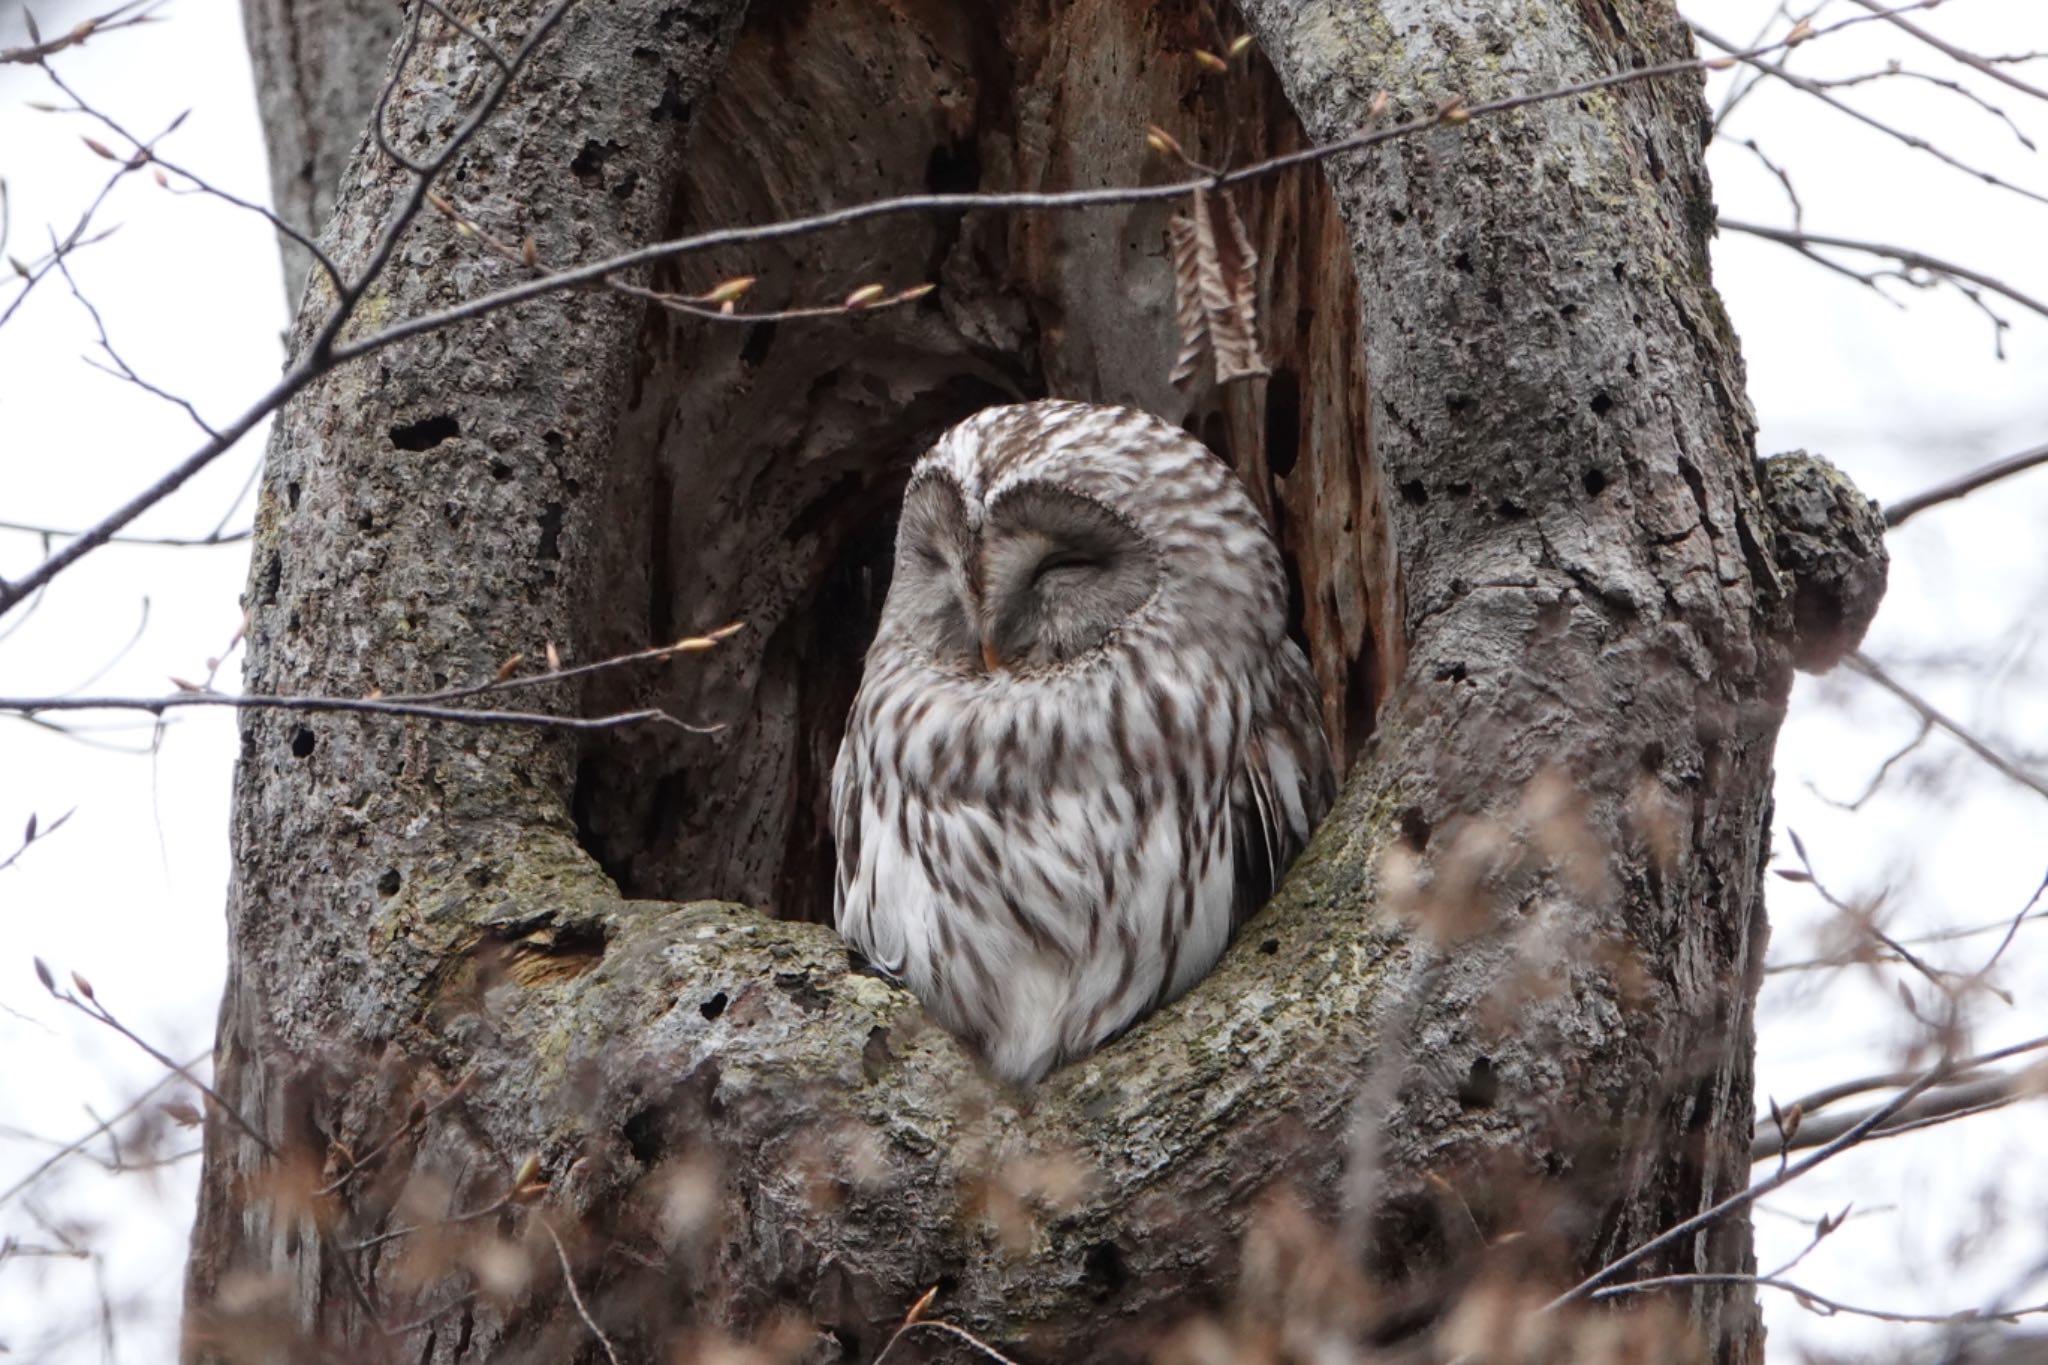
[188,0,1853,1360]
[240,0,403,305]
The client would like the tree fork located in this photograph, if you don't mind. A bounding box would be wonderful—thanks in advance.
[189,1,1853,1360]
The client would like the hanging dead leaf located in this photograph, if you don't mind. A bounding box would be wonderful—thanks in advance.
[1168,183,1268,388]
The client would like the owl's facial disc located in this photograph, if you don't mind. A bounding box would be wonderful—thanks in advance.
[980,482,1157,670]
[891,474,1157,675]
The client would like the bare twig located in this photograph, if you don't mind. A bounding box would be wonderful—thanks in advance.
[0,690,708,733]
[1884,440,2048,528]
[1846,652,2048,803]
[542,1219,624,1365]
[1721,220,2048,325]
[315,1072,478,1197]
[1845,0,2048,105]
[1803,64,2038,149]
[0,518,251,547]
[36,64,345,290]
[34,966,273,1158]
[1695,22,2048,210]
[1594,1272,2048,1327]
[1751,1069,2042,1158]
[1545,1053,1958,1310]
[0,0,161,65]
[0,806,76,874]
[50,247,219,437]
[0,624,741,733]
[0,1053,200,1208]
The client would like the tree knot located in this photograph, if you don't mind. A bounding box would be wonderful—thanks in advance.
[1756,450,1887,673]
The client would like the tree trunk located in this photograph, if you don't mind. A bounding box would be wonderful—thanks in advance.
[240,0,403,305]
[189,0,1847,1360]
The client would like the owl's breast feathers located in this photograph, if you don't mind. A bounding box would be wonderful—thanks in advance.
[832,616,1329,1083]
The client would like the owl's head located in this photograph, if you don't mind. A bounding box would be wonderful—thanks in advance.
[877,401,1279,676]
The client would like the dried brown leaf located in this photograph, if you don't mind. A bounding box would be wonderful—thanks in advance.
[1168,185,1269,388]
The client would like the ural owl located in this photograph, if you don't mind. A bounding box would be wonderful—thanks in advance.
[831,401,1334,1082]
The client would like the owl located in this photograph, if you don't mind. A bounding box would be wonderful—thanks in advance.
[831,401,1335,1083]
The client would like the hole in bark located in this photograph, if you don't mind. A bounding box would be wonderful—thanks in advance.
[1458,1056,1500,1108]
[1081,1241,1130,1298]
[490,459,515,481]
[1258,936,1280,955]
[1495,499,1527,521]
[260,553,282,605]
[1452,250,1473,273]
[652,70,690,123]
[774,971,832,1011]
[537,502,564,561]
[861,1025,896,1081]
[923,137,980,194]
[699,991,728,1020]
[622,1106,664,1164]
[570,138,625,187]
[1264,368,1302,479]
[285,480,300,509]
[1581,468,1609,496]
[289,727,316,759]
[1446,481,1472,498]
[1589,391,1614,416]
[1399,806,1431,850]
[1639,741,1665,772]
[739,320,777,368]
[376,869,402,896]
[389,414,460,451]
[1445,394,1475,419]
[1399,480,1428,506]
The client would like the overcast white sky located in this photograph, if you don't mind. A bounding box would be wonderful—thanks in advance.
[2,2,2045,1361]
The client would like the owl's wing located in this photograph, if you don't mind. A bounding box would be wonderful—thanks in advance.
[830,721,908,979]
[1230,643,1337,929]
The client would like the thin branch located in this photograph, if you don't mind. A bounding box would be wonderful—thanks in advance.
[1694,21,2048,210]
[1545,1054,1957,1310]
[1844,0,2048,105]
[0,806,76,874]
[1846,652,2048,803]
[36,971,273,1159]
[0,518,251,546]
[1721,220,2048,324]
[0,689,709,733]
[51,247,219,437]
[38,64,345,290]
[0,1053,199,1208]
[1803,64,2038,149]
[1759,1034,2048,1134]
[315,1072,478,1198]
[1804,715,1932,814]
[0,0,161,65]
[1884,440,2048,528]
[542,1219,623,1365]
[1751,1070,2039,1159]
[1594,1272,2048,1327]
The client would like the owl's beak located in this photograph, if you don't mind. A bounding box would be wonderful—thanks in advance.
[980,633,1003,674]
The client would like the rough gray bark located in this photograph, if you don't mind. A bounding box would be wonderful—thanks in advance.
[239,0,403,305]
[189,0,1874,1360]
